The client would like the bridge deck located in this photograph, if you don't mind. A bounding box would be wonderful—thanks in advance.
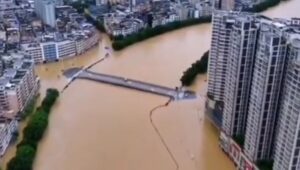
[77,70,195,99]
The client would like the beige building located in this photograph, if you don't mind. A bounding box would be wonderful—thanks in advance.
[0,53,40,119]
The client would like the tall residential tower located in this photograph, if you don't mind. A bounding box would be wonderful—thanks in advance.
[35,0,56,27]
[223,14,258,138]
[207,10,300,169]
[273,35,300,170]
[244,20,288,162]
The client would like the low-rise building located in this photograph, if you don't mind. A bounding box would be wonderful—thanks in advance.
[104,14,146,36]
[57,40,76,59]
[75,33,100,55]
[40,42,58,62]
[21,43,43,64]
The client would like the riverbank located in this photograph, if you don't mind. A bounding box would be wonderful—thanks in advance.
[112,17,211,51]
[7,89,59,170]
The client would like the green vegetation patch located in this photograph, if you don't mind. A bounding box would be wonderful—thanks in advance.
[180,51,209,86]
[7,89,59,170]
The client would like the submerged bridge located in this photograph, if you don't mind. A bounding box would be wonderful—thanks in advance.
[64,68,195,100]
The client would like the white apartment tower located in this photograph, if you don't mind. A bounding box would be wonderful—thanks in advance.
[35,0,56,27]
[273,36,300,170]
[208,10,300,169]
[222,15,258,137]
[208,10,236,103]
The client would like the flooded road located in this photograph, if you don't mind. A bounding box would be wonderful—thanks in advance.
[2,1,300,169]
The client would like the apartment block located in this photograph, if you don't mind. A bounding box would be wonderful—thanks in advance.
[273,35,300,170]
[208,10,237,103]
[0,53,39,119]
[223,14,258,137]
[207,10,300,169]
[244,20,288,162]
[35,0,56,27]
[21,43,43,64]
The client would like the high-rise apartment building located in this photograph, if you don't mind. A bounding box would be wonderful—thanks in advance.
[207,10,300,169]
[273,35,300,170]
[244,20,288,162]
[223,14,258,137]
[35,0,56,27]
[208,10,236,103]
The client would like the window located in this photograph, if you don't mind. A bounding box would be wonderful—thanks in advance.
[241,57,246,64]
[271,57,277,65]
[273,38,279,45]
[292,158,298,165]
[295,148,299,156]
[266,94,271,101]
[296,140,300,147]
[244,23,250,30]
[268,77,273,84]
[267,85,272,93]
[270,67,275,74]
[265,103,269,110]
[262,120,266,127]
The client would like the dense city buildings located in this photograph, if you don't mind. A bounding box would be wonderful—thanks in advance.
[89,0,213,37]
[0,1,100,64]
[0,0,100,158]
[207,10,300,169]
[0,53,39,155]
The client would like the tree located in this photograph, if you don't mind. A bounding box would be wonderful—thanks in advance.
[7,145,36,170]
[7,88,60,170]
[22,111,48,146]
[41,88,59,113]
[180,51,209,86]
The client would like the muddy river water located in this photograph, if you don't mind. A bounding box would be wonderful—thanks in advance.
[2,1,300,169]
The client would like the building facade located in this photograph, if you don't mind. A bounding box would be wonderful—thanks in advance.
[57,40,76,59]
[0,53,39,118]
[223,15,258,137]
[244,20,288,162]
[35,0,56,27]
[273,35,300,170]
[208,10,237,103]
[207,10,300,169]
[0,120,18,156]
[41,42,58,62]
[21,43,43,64]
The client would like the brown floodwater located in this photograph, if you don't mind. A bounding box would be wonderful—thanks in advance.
[2,1,300,169]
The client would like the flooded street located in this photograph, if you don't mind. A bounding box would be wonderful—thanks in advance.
[2,1,300,169]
